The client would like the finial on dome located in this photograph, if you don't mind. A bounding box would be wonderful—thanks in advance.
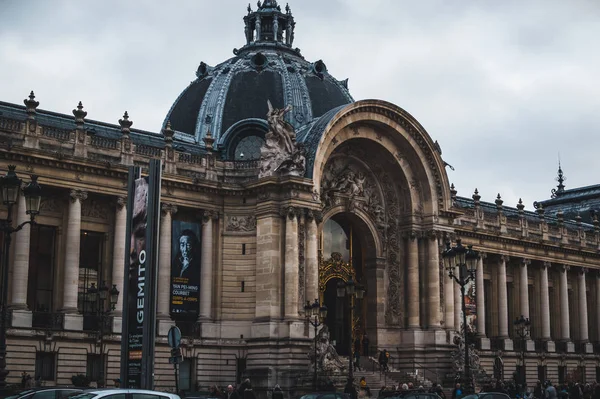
[450,183,457,200]
[495,193,503,210]
[551,157,566,198]
[203,129,215,151]
[119,111,133,138]
[162,121,174,146]
[472,188,481,205]
[516,198,525,214]
[24,91,39,120]
[73,101,87,129]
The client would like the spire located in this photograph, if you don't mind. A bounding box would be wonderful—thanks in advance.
[551,159,566,198]
[241,0,296,52]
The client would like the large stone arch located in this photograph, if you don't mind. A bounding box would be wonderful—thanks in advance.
[310,99,453,216]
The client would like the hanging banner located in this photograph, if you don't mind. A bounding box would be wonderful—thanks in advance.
[120,160,162,390]
[464,279,477,334]
[170,219,202,318]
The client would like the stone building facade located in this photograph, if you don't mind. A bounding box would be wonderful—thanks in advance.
[1,0,600,392]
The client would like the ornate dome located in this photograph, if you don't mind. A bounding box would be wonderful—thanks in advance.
[163,0,353,159]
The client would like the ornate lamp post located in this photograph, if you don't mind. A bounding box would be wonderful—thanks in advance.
[85,280,119,386]
[514,315,530,385]
[0,165,42,388]
[337,278,365,383]
[304,299,328,391]
[443,239,479,393]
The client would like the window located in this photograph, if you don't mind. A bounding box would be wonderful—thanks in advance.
[322,219,350,261]
[86,354,102,382]
[35,352,56,381]
[242,243,246,255]
[236,356,247,384]
[179,358,194,392]
[233,135,265,160]
[558,366,566,384]
[132,394,167,399]
[78,231,105,313]
[538,365,547,383]
[28,225,56,312]
[104,395,127,399]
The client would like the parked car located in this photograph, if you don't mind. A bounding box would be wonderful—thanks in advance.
[381,392,441,399]
[5,387,84,399]
[72,390,180,399]
[462,393,511,399]
[298,393,350,399]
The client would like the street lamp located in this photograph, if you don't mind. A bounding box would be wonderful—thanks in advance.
[304,299,328,391]
[514,315,530,385]
[0,165,42,388]
[443,239,479,393]
[84,280,119,386]
[337,278,365,383]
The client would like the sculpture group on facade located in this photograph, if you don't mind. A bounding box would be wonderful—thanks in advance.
[259,100,306,178]
[308,325,346,375]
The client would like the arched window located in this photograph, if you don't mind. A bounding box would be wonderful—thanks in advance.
[322,219,350,262]
[233,135,264,160]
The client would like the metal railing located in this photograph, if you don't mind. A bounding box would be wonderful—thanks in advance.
[32,311,64,330]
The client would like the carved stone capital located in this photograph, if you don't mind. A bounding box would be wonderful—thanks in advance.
[578,267,588,275]
[280,206,298,220]
[161,203,178,216]
[116,196,127,210]
[425,230,442,241]
[521,258,531,267]
[542,261,552,270]
[499,255,510,263]
[203,210,219,224]
[70,189,88,203]
[306,209,323,223]
[560,264,570,273]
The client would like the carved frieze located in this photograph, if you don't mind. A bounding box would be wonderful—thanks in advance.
[81,198,109,220]
[225,215,256,232]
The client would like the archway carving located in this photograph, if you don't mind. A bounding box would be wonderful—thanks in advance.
[318,252,355,302]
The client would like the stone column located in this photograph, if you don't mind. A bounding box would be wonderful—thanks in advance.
[476,255,486,336]
[62,189,87,312]
[559,265,570,340]
[596,273,600,342]
[255,211,283,320]
[519,259,530,319]
[284,208,299,319]
[406,232,420,328]
[540,262,552,340]
[427,232,441,328]
[444,268,455,330]
[305,211,319,306]
[157,203,177,320]
[578,268,589,342]
[10,194,32,309]
[497,255,509,338]
[111,197,127,315]
[454,272,461,331]
[200,211,215,320]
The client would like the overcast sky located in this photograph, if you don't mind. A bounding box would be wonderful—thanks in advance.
[1,0,599,212]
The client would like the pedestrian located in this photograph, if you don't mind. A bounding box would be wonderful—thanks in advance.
[114,379,121,388]
[359,377,372,398]
[354,336,361,356]
[344,378,358,399]
[354,350,361,371]
[435,384,446,399]
[272,385,284,399]
[451,383,463,399]
[241,379,256,399]
[227,385,240,399]
[534,381,544,399]
[362,334,370,357]
[546,381,558,399]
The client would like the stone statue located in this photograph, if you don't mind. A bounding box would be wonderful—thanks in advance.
[259,100,306,178]
[308,325,345,374]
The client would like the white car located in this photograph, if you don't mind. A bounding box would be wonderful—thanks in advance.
[72,389,180,399]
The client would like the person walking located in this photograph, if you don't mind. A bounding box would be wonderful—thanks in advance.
[226,385,240,399]
[272,385,284,399]
[362,334,370,357]
[451,383,463,399]
[546,381,558,399]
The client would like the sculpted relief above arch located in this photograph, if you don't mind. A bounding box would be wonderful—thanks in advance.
[318,141,408,326]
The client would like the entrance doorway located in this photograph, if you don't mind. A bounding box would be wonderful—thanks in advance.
[319,215,369,357]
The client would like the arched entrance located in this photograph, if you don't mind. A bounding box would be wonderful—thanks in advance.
[319,214,373,356]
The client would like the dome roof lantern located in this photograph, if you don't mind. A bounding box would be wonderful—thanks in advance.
[241,1,297,55]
